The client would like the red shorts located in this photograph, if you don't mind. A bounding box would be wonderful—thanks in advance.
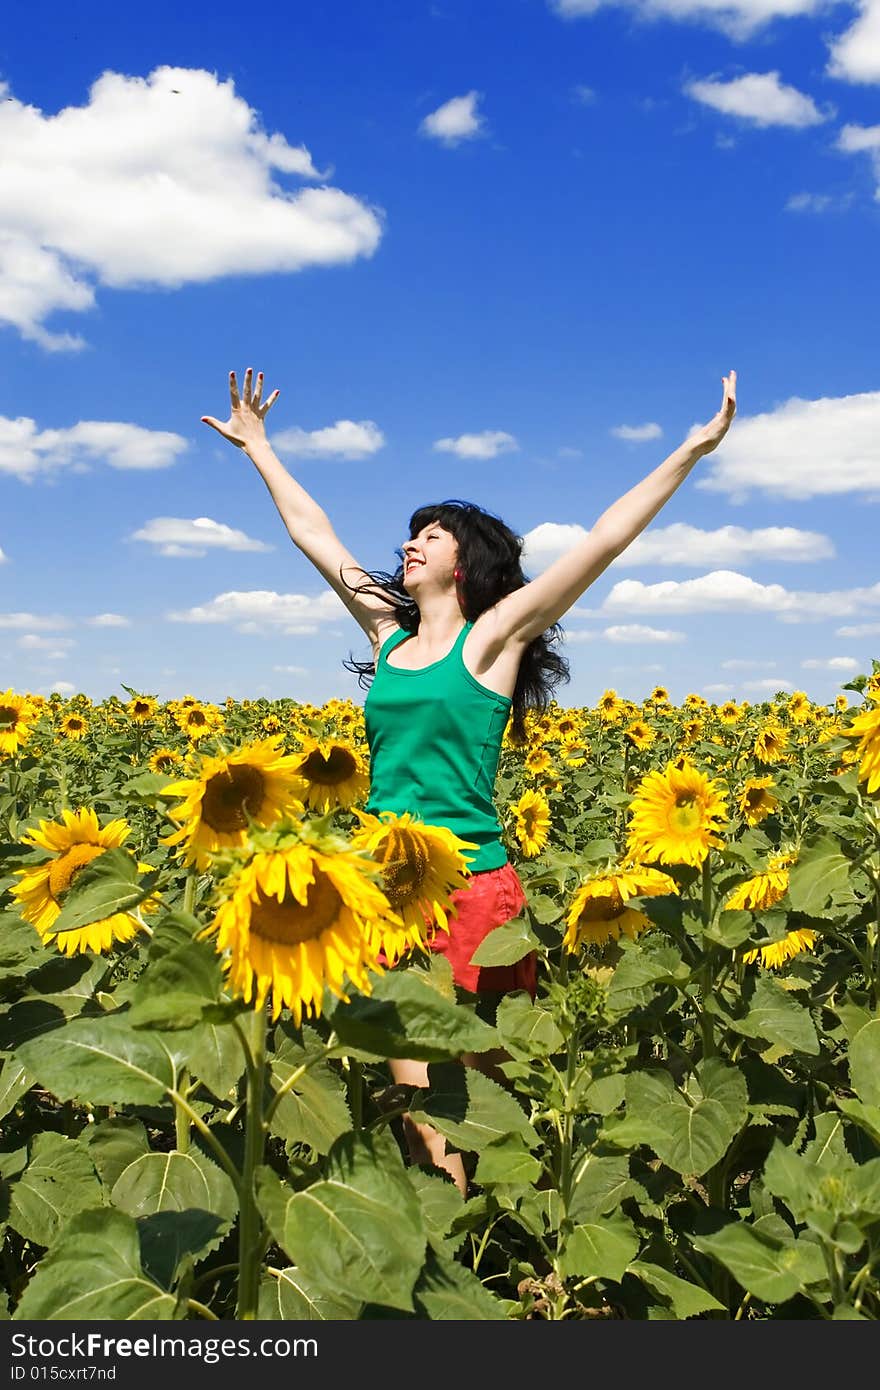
[429,860,536,998]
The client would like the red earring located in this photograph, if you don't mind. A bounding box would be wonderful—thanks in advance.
[453,567,464,582]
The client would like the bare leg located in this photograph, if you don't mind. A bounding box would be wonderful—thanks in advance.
[388,1045,514,1197]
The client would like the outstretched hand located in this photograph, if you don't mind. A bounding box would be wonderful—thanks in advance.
[689,370,737,456]
[201,369,280,450]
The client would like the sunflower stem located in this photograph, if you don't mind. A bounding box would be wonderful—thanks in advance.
[699,858,716,1060]
[236,1003,268,1321]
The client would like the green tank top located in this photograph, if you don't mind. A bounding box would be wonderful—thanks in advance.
[363,620,512,872]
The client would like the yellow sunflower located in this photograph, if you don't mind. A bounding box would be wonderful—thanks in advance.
[717,700,743,726]
[127,696,158,724]
[59,713,88,742]
[0,691,35,758]
[162,737,307,868]
[176,702,225,743]
[202,834,399,1025]
[524,745,553,777]
[723,852,796,912]
[737,776,779,826]
[511,788,551,858]
[349,809,478,963]
[148,747,182,775]
[560,735,589,768]
[261,714,283,735]
[563,864,677,951]
[753,720,789,765]
[786,691,812,726]
[597,689,624,724]
[648,685,670,706]
[11,808,153,956]
[625,721,656,752]
[742,927,817,970]
[679,718,704,747]
[287,734,370,813]
[841,692,880,795]
[626,758,728,868]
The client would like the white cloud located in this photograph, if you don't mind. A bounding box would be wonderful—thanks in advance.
[611,421,663,441]
[560,629,599,643]
[603,570,880,620]
[572,85,597,104]
[697,391,880,500]
[618,523,833,567]
[0,612,71,630]
[827,0,880,85]
[273,420,385,459]
[549,0,832,43]
[522,520,832,571]
[836,622,880,637]
[557,446,584,459]
[17,635,76,652]
[703,682,734,694]
[0,545,7,563]
[419,92,485,145]
[272,664,308,674]
[603,624,686,643]
[167,587,346,635]
[0,416,187,481]
[684,72,830,128]
[785,192,834,213]
[131,516,273,557]
[836,123,880,196]
[801,656,860,670]
[743,677,795,691]
[48,681,76,696]
[87,613,131,627]
[433,431,519,459]
[0,67,382,349]
[722,658,777,669]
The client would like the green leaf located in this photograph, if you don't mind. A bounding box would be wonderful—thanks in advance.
[849,1016,880,1108]
[692,1223,827,1303]
[836,1097,880,1149]
[111,1149,239,1288]
[258,1268,361,1321]
[128,914,227,1030]
[621,1059,748,1177]
[256,1129,425,1313]
[730,975,820,1057]
[50,847,158,935]
[412,1247,508,1319]
[607,944,686,1015]
[326,969,498,1061]
[629,1261,725,1318]
[494,992,564,1058]
[12,1208,176,1320]
[409,1062,536,1153]
[762,1140,822,1223]
[84,1118,150,1192]
[787,837,851,914]
[176,1020,246,1102]
[7,1132,103,1248]
[469,910,539,967]
[558,1213,641,1282]
[268,1027,351,1155]
[0,1058,31,1122]
[569,1154,633,1222]
[474,1135,542,1187]
[407,1169,464,1255]
[15,1013,180,1107]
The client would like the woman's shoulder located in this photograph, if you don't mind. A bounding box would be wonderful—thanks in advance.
[370,619,406,665]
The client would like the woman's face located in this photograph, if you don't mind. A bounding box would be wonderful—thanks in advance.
[401,522,459,589]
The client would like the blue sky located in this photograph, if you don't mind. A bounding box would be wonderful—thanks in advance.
[2,0,878,710]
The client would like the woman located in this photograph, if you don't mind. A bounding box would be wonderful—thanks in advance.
[202,366,737,1193]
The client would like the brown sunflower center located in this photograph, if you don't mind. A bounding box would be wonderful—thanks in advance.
[301,746,357,785]
[380,827,429,908]
[745,788,768,811]
[578,886,624,923]
[187,709,208,728]
[48,843,105,903]
[670,794,702,833]
[153,752,177,771]
[133,701,151,717]
[0,704,21,729]
[201,765,266,833]
[249,869,343,945]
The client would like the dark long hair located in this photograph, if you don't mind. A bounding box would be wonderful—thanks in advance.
[341,498,570,742]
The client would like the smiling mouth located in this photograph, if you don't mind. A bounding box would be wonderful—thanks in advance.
[405,561,424,574]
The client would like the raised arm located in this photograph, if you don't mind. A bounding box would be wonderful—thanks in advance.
[202,369,400,646]
[491,371,737,649]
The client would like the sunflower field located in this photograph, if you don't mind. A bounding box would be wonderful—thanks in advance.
[2,668,880,1322]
